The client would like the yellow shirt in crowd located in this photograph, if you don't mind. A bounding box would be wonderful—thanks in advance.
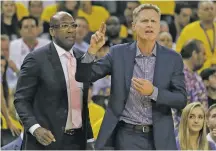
[15,3,29,20]
[41,4,58,22]
[78,6,110,32]
[88,101,105,139]
[176,21,216,71]
[139,0,175,15]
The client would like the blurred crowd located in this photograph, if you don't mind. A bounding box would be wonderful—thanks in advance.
[1,0,216,149]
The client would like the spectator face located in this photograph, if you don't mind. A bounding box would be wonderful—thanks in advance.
[29,1,43,19]
[158,32,173,49]
[207,108,216,131]
[50,13,77,51]
[160,23,169,33]
[106,16,121,38]
[2,1,16,17]
[188,106,205,133]
[133,9,160,41]
[1,39,9,59]
[124,2,140,25]
[208,72,216,90]
[20,18,38,40]
[75,18,89,42]
[193,43,206,71]
[80,1,91,11]
[1,58,6,76]
[198,2,215,22]
[178,8,192,26]
[65,1,78,11]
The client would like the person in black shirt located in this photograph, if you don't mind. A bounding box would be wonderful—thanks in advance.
[200,68,216,107]
[1,1,20,40]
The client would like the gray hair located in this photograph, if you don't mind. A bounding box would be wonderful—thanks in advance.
[1,34,9,41]
[133,4,161,22]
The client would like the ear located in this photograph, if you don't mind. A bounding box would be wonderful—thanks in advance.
[132,21,136,32]
[192,50,198,59]
[203,80,209,87]
[49,28,55,37]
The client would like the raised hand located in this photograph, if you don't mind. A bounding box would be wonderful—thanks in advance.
[88,22,106,55]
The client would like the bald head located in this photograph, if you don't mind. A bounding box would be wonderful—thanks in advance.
[50,11,73,27]
[198,1,215,22]
[49,11,77,51]
[106,16,121,38]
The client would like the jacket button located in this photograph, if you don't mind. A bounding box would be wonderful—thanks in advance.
[64,109,68,114]
[62,127,65,131]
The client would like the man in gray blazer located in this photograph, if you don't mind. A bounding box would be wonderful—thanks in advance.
[76,4,187,150]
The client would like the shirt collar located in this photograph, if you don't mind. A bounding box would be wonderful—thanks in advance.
[136,43,157,57]
[53,42,74,57]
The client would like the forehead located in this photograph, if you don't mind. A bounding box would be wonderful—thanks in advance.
[76,19,88,24]
[3,1,15,5]
[59,15,74,23]
[22,19,36,25]
[181,8,192,14]
[209,108,216,116]
[190,107,204,115]
[137,9,160,20]
[30,1,42,6]
[200,2,214,9]
[1,40,9,46]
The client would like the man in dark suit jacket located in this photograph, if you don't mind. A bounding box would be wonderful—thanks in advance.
[14,12,95,150]
[75,4,187,150]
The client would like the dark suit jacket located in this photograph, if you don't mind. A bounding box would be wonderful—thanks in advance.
[14,42,93,150]
[76,42,187,150]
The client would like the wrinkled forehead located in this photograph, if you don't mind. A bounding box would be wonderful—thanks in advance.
[199,2,214,10]
[59,15,75,24]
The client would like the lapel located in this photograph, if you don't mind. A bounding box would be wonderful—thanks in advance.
[47,42,67,93]
[124,42,137,93]
[153,43,165,87]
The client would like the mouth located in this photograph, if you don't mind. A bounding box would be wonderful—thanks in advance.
[66,36,75,40]
[145,30,153,34]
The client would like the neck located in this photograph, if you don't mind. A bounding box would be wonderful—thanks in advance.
[183,59,194,72]
[208,88,216,99]
[190,132,200,149]
[175,18,184,34]
[200,20,214,29]
[75,39,83,44]
[3,15,12,25]
[110,36,121,44]
[210,132,216,142]
[23,38,37,48]
[137,39,156,56]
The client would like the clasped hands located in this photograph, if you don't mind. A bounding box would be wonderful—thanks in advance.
[132,77,154,96]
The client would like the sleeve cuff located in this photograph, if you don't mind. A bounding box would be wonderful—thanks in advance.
[29,124,41,135]
[81,52,96,63]
[87,138,95,143]
[149,86,158,101]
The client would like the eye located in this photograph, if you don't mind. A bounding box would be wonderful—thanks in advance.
[61,24,69,28]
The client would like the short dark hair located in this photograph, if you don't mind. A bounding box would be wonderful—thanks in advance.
[206,104,216,119]
[180,39,203,59]
[76,16,89,25]
[28,1,43,7]
[19,16,39,29]
[200,68,216,81]
[175,2,191,15]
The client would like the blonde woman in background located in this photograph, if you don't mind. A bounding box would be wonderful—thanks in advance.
[176,102,215,150]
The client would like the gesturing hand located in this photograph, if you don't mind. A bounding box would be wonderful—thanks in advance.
[33,127,56,146]
[88,22,106,55]
[132,77,154,96]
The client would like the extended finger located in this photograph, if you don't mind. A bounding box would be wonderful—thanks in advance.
[92,34,98,42]
[133,84,143,93]
[95,32,102,41]
[38,137,50,146]
[14,129,21,136]
[99,22,106,34]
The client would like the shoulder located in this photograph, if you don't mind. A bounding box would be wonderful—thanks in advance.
[37,38,51,45]
[182,21,200,32]
[10,38,22,46]
[110,42,133,51]
[29,43,51,59]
